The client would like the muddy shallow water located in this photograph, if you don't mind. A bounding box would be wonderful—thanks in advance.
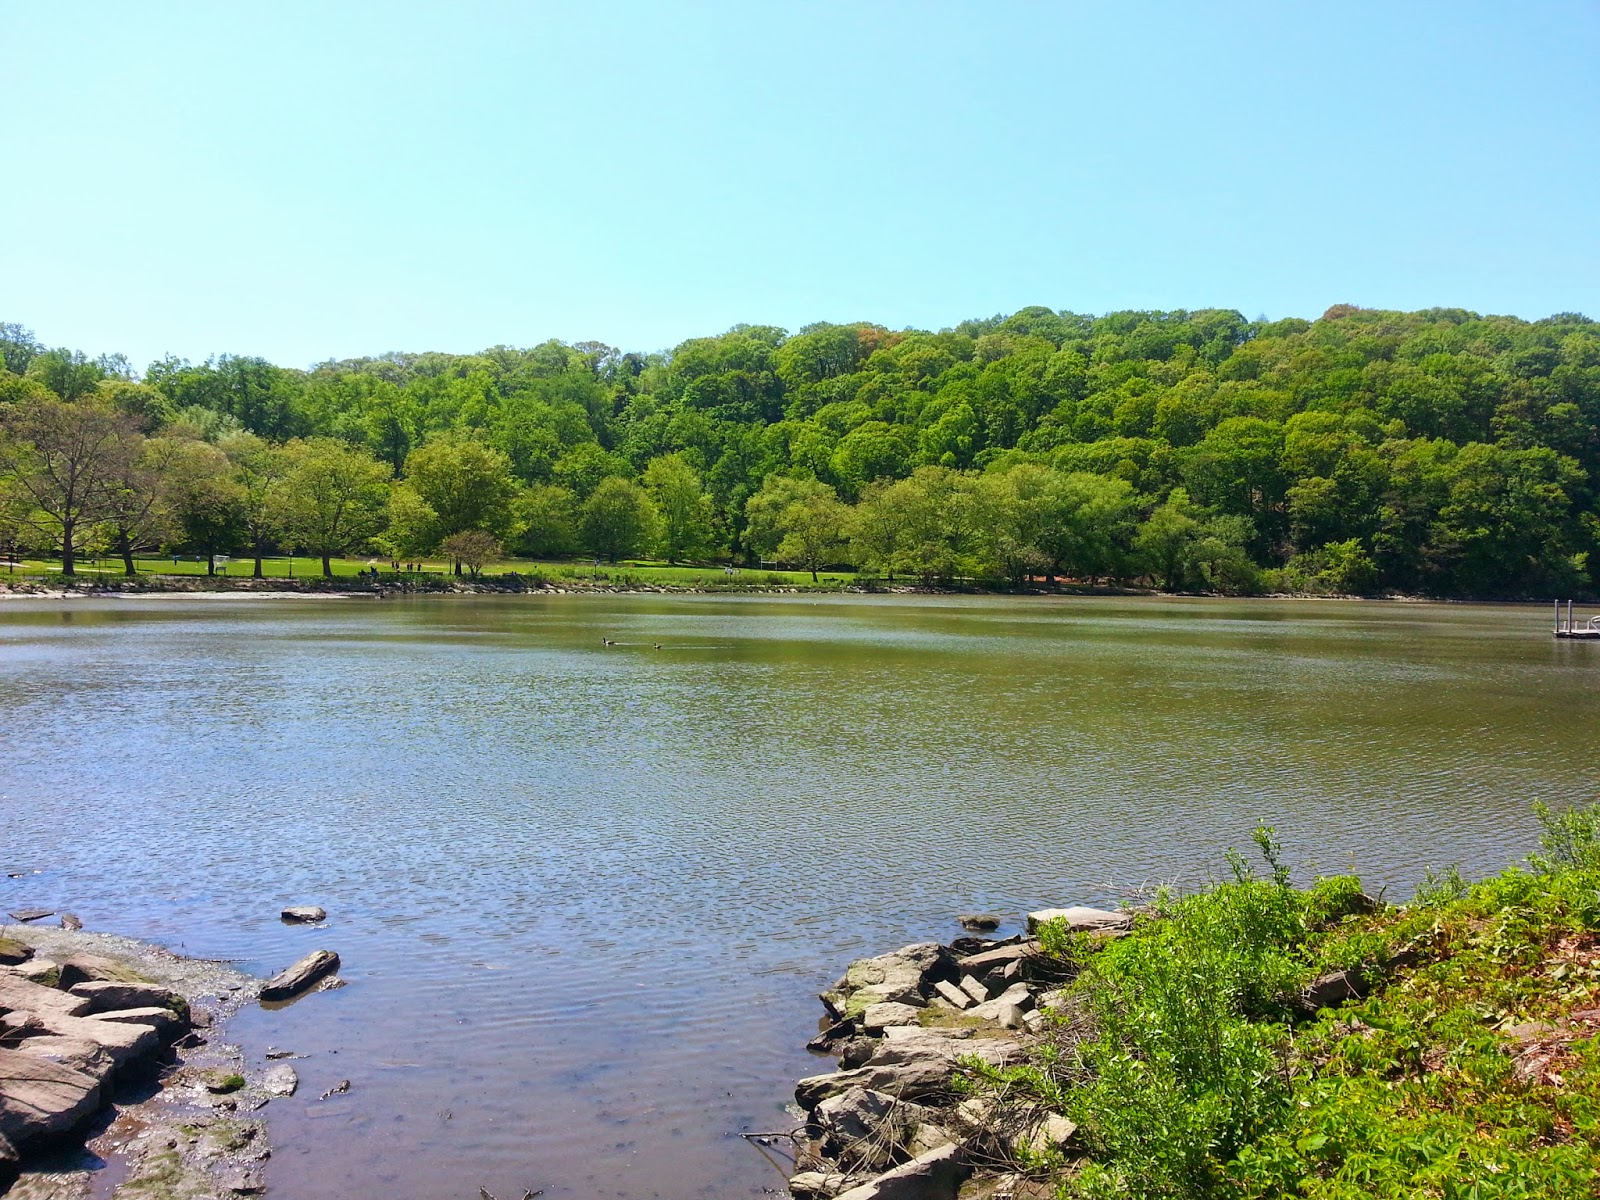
[2,593,1596,1199]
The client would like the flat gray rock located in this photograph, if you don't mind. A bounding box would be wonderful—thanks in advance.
[280,906,327,924]
[18,1009,163,1068]
[89,1006,185,1040]
[0,972,93,1019]
[862,1001,921,1030]
[796,1055,954,1109]
[68,979,186,1015]
[1025,905,1132,934]
[6,1037,115,1090]
[0,1045,104,1150]
[954,942,1037,978]
[262,1063,298,1096]
[932,980,972,1010]
[969,982,1033,1022]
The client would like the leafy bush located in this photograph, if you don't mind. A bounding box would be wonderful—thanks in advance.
[1059,827,1313,1197]
[1413,863,1471,907]
[1010,805,1600,1197]
[1530,798,1600,873]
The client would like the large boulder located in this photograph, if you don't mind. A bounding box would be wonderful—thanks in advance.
[814,1087,945,1172]
[6,1038,115,1091]
[832,1144,970,1200]
[0,1046,104,1150]
[0,939,32,967]
[862,1002,922,1031]
[825,945,954,1018]
[870,1030,1020,1071]
[797,1056,955,1109]
[7,1009,162,1069]
[89,1007,186,1042]
[6,960,61,987]
[876,1026,971,1053]
[56,955,152,990]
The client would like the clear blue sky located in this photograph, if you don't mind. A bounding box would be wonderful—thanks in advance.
[4,1,1598,369]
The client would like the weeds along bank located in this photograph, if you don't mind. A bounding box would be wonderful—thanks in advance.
[789,806,1600,1200]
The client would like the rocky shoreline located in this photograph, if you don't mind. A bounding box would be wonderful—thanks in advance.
[1,916,339,1199]
[781,906,1132,1200]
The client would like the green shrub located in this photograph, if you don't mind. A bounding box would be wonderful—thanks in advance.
[1058,828,1316,1197]
[1530,798,1600,872]
[1413,863,1471,907]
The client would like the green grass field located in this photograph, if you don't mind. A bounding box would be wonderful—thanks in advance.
[1,553,857,589]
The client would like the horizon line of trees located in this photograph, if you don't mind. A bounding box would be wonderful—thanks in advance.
[2,301,1597,597]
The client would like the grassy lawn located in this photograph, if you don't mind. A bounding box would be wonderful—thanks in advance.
[1,554,857,588]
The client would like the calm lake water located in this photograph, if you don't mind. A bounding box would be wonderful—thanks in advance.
[1,593,1597,1198]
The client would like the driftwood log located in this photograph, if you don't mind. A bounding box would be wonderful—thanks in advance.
[260,950,340,1001]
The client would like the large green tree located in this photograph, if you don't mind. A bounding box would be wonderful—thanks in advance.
[580,476,658,562]
[0,394,136,574]
[641,453,714,562]
[279,438,391,576]
[403,435,520,572]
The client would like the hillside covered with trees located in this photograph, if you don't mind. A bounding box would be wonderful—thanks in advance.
[1,304,1597,597]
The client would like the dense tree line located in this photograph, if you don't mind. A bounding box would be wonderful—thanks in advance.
[1,303,1596,595]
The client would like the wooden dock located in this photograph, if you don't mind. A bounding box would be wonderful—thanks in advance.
[1553,600,1600,639]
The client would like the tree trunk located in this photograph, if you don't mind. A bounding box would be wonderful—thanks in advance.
[118,531,136,576]
[321,554,333,578]
[810,567,818,582]
[61,519,75,576]
[253,542,264,578]
[454,560,462,576]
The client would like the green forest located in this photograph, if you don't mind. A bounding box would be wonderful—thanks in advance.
[2,303,1597,596]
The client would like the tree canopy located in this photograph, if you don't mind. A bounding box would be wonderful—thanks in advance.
[2,304,1597,596]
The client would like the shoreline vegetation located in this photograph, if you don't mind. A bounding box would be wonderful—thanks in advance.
[783,803,1600,1200]
[4,305,1600,604]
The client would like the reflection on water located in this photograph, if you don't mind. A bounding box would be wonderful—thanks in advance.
[1,594,1596,1198]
